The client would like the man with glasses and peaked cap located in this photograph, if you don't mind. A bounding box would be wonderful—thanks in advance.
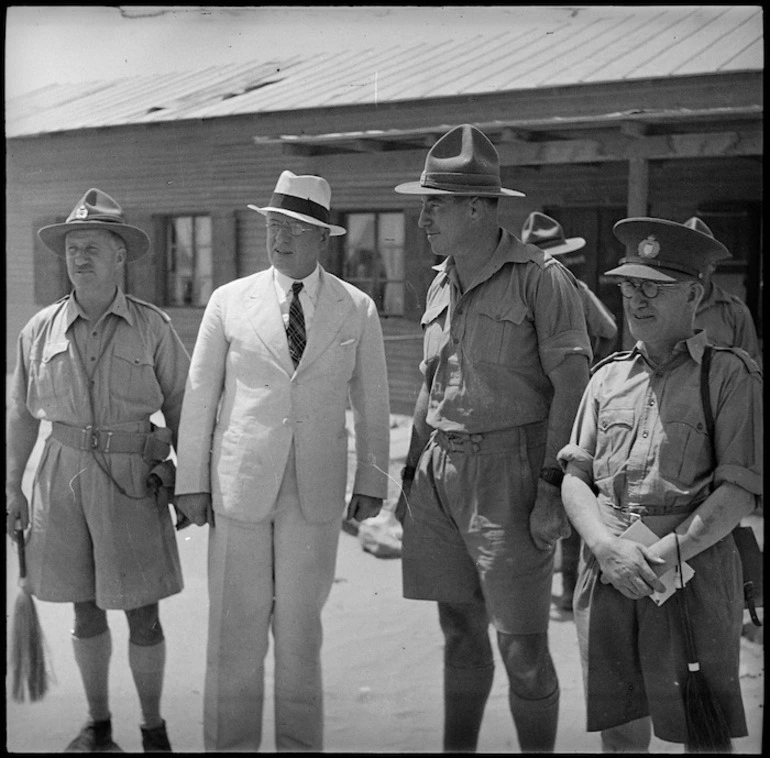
[174,171,390,751]
[558,217,762,752]
[393,124,592,752]
[683,216,761,366]
[6,188,190,752]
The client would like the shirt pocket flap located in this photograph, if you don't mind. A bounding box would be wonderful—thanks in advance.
[421,302,448,327]
[479,301,528,325]
[41,340,70,363]
[598,408,635,432]
[113,343,154,367]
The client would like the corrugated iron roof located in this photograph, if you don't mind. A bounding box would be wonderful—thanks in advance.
[6,5,763,138]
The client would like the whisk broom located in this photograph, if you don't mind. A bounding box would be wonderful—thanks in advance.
[674,534,732,753]
[10,523,49,702]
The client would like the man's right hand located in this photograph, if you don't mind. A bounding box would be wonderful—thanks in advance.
[6,489,29,539]
[394,480,413,524]
[175,492,215,527]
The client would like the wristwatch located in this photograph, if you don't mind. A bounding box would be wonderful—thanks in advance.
[401,465,417,482]
[539,467,564,488]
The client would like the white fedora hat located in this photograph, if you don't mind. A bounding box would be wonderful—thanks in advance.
[248,170,346,236]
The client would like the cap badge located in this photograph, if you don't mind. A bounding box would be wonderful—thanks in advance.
[638,235,660,259]
[74,205,89,220]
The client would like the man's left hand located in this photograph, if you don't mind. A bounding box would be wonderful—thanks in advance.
[346,494,383,523]
[529,479,571,551]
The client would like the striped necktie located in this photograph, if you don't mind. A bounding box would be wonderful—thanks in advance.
[286,281,306,367]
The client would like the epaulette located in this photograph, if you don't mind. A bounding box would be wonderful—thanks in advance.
[125,294,172,323]
[707,344,762,377]
[591,349,634,375]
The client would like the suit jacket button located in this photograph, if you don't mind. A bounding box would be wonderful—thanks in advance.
[282,418,291,426]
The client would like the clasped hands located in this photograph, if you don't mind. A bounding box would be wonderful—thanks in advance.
[594,537,667,600]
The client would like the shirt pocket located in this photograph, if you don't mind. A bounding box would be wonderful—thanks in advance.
[594,407,635,481]
[466,301,529,365]
[421,302,449,363]
[111,343,159,406]
[658,407,710,484]
[30,339,73,405]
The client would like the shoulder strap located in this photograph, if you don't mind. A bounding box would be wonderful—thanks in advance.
[590,349,633,375]
[700,344,715,445]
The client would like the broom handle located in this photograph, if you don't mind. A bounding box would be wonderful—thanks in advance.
[15,528,27,579]
[675,533,699,668]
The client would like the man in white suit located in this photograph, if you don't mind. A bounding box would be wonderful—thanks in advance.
[174,171,390,752]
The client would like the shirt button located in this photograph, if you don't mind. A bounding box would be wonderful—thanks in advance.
[92,331,98,337]
[282,418,291,426]
[648,399,654,406]
[642,431,649,438]
[90,356,96,362]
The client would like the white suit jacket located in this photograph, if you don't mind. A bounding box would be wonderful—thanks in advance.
[175,266,390,523]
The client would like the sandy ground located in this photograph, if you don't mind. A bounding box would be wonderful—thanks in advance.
[6,414,764,753]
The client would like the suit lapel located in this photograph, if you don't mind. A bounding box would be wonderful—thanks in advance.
[299,268,353,371]
[243,271,294,374]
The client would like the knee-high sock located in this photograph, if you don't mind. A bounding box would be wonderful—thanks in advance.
[509,685,559,753]
[129,640,166,729]
[443,664,495,752]
[72,629,112,723]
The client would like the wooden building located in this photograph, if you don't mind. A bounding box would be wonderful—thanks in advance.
[6,6,763,413]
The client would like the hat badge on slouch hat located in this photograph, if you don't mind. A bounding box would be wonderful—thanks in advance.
[37,188,151,261]
[521,211,586,256]
[248,170,347,236]
[605,217,730,283]
[394,124,525,197]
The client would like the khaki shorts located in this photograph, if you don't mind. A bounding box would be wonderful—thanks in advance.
[401,423,554,635]
[24,437,184,610]
[574,535,747,741]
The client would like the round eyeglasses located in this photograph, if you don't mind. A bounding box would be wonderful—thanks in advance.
[617,280,683,299]
[267,220,315,237]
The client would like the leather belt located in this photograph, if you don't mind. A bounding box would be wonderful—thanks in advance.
[433,421,547,454]
[50,421,167,458]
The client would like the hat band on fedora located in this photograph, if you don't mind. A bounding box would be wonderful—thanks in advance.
[269,192,330,224]
[619,256,701,278]
[421,171,502,192]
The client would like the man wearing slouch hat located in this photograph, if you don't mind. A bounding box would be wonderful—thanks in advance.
[6,188,189,752]
[394,125,591,752]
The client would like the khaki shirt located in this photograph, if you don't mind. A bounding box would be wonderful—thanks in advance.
[420,229,592,433]
[558,331,763,515]
[695,283,761,366]
[10,289,190,443]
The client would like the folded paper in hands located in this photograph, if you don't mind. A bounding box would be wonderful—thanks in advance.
[621,519,694,606]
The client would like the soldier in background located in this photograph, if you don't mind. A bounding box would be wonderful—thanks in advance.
[684,216,761,366]
[522,211,618,612]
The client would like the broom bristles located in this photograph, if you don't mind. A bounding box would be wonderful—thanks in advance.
[683,669,733,753]
[10,590,49,703]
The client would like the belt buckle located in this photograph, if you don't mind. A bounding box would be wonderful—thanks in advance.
[82,425,96,450]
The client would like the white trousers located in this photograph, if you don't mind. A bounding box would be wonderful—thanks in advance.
[203,448,342,751]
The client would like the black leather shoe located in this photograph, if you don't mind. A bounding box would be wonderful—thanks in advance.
[64,719,123,752]
[141,720,172,752]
